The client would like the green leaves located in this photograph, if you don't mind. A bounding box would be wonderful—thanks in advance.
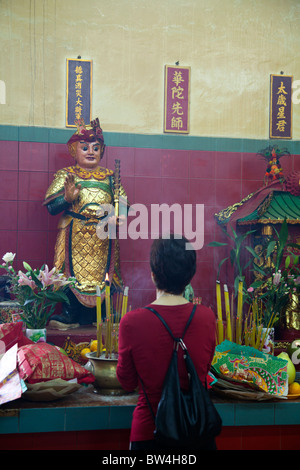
[208,225,257,294]
[207,241,227,247]
[262,219,300,273]
[44,290,70,303]
[266,240,276,259]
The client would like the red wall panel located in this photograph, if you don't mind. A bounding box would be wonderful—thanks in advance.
[1,138,299,312]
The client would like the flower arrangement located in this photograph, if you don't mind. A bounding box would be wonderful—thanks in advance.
[247,267,300,325]
[246,219,300,328]
[1,252,75,329]
[209,219,300,350]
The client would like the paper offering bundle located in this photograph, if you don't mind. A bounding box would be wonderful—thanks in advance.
[211,340,288,398]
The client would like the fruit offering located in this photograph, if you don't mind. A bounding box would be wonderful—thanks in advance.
[80,339,102,359]
[288,382,300,395]
[80,347,91,359]
[90,340,98,352]
[277,352,296,385]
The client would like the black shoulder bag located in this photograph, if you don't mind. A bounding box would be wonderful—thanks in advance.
[140,305,222,449]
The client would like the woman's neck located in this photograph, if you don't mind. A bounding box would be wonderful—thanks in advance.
[152,290,189,306]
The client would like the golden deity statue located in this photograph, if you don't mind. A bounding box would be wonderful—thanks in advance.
[44,118,128,330]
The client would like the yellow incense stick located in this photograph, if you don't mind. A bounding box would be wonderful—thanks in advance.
[105,273,111,320]
[216,281,223,344]
[121,286,129,318]
[96,285,102,357]
[231,292,235,343]
[216,281,222,321]
[236,281,243,344]
[224,284,232,341]
[105,317,111,358]
[97,323,102,357]
[96,285,102,326]
[217,319,223,344]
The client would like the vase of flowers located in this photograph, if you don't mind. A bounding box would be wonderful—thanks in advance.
[1,252,75,342]
[246,219,300,341]
[209,218,300,349]
[24,327,47,343]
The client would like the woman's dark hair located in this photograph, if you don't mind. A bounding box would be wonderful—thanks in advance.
[150,235,196,295]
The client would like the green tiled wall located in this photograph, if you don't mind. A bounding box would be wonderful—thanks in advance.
[1,401,300,435]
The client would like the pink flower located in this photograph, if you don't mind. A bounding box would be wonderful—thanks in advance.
[272,270,282,286]
[18,271,36,289]
[51,272,73,289]
[247,287,254,293]
[37,265,73,290]
[38,265,57,288]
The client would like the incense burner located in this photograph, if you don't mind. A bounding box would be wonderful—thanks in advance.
[86,351,126,395]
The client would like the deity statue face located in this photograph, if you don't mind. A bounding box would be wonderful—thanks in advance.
[74,140,102,170]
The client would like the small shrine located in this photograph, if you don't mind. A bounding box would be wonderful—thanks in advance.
[214,147,300,345]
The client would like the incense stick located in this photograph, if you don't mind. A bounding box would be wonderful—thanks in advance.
[215,282,276,351]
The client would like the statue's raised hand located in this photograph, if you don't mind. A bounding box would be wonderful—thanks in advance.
[64,173,81,203]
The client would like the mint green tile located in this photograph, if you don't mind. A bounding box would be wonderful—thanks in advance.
[235,403,275,426]
[161,134,189,150]
[275,401,300,425]
[0,125,19,141]
[49,127,73,144]
[214,403,235,426]
[0,415,19,434]
[109,405,135,429]
[134,133,164,149]
[105,132,135,148]
[65,406,109,431]
[19,408,65,433]
[18,126,49,143]
[242,138,270,153]
[215,137,242,153]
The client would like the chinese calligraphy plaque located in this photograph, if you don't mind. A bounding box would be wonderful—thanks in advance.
[66,58,92,127]
[269,74,292,139]
[164,65,190,134]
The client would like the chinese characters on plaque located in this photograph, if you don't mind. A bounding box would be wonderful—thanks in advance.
[164,65,190,134]
[269,74,292,139]
[66,58,92,127]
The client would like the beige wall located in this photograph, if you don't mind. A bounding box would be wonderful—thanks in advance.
[1,0,300,139]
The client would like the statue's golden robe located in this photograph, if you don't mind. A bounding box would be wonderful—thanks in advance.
[44,165,127,308]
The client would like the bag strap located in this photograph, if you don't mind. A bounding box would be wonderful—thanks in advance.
[145,304,197,346]
[139,305,197,422]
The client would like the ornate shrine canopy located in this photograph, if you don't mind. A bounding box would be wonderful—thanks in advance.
[215,172,300,226]
[237,191,300,225]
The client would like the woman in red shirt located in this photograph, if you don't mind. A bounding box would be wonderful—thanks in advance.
[116,235,217,450]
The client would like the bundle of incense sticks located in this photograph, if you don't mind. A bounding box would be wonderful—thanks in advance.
[215,280,245,345]
[215,281,276,351]
[114,159,120,219]
[243,299,278,351]
[95,276,129,358]
[96,285,102,357]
